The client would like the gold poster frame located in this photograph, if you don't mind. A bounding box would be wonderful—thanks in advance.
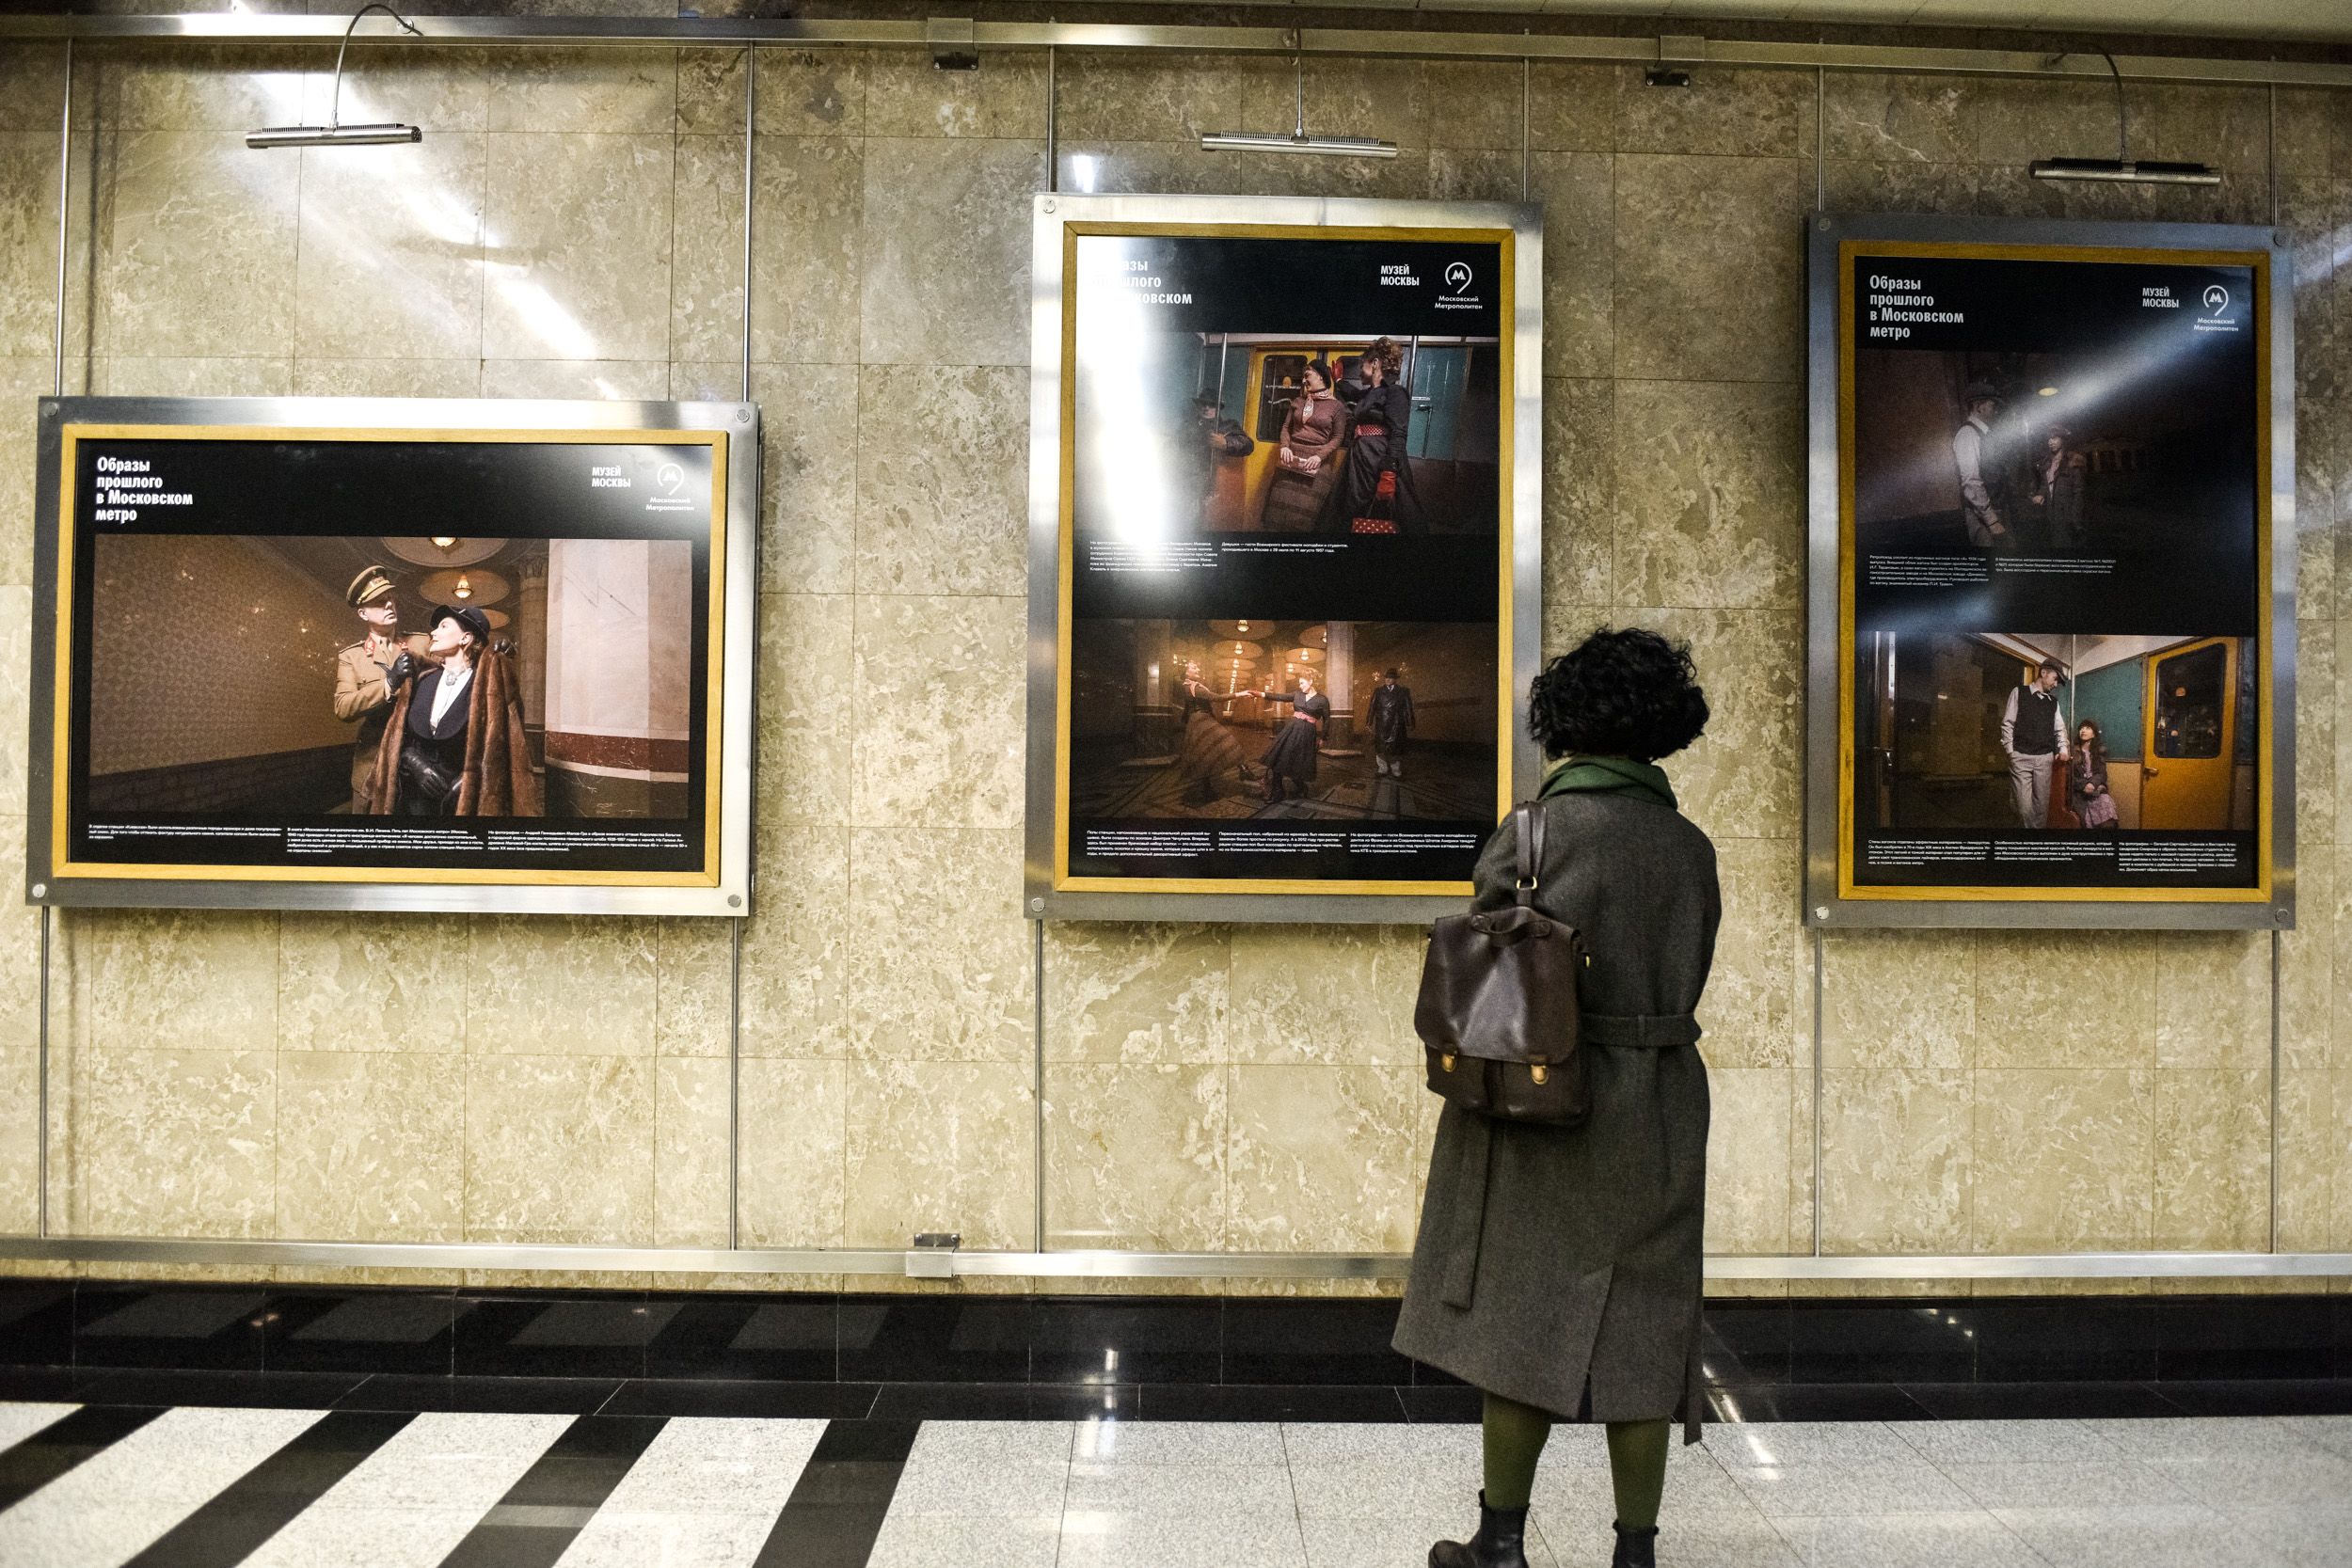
[46,422,729,890]
[1834,238,2275,906]
[1049,218,1519,901]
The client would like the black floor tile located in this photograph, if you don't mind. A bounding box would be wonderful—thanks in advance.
[1408,1358,1467,1387]
[74,1285,272,1370]
[335,1374,624,1414]
[1698,1304,1790,1386]
[119,1410,416,1568]
[1222,1299,1410,1386]
[750,1420,920,1568]
[838,1296,1033,1384]
[2156,1379,2352,1417]
[1033,1298,1220,1385]
[0,1280,76,1368]
[1970,1300,2158,1383]
[644,1296,835,1382]
[0,1367,84,1402]
[1708,1383,1932,1422]
[438,1414,667,1568]
[600,1379,880,1419]
[2157,1297,2337,1381]
[866,1382,1137,1421]
[1786,1302,1975,1385]
[1899,1381,2188,1420]
[1401,1384,1485,1422]
[0,1404,164,1512]
[453,1293,675,1380]
[1140,1384,1409,1422]
[262,1289,456,1376]
[74,1369,366,1409]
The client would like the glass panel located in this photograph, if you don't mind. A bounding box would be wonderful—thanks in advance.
[2153,642,2225,759]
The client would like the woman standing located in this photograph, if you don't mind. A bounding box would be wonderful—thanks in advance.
[1247,672,1328,803]
[360,604,543,817]
[1260,360,1344,531]
[2071,718,2117,828]
[1172,658,1248,806]
[1318,338,1414,533]
[2031,423,2088,547]
[1395,627,1718,1568]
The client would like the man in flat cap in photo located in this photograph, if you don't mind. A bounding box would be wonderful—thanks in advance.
[331,564,431,813]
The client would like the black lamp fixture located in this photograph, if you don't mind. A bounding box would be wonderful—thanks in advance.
[2029,50,2218,186]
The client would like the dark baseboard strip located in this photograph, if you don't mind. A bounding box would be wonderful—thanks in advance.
[119,1410,416,1568]
[752,1419,919,1568]
[436,1414,667,1568]
[0,1404,163,1513]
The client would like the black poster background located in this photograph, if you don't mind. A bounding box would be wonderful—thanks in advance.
[1059,230,1513,887]
[1841,247,2266,893]
[60,434,718,878]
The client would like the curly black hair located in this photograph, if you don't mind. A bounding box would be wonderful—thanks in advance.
[1527,626,1709,762]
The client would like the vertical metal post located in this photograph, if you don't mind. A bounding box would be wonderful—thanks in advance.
[2270,927,2281,1252]
[728,44,755,1253]
[53,40,72,400]
[1032,921,1047,1251]
[1810,928,1824,1257]
[40,40,72,1241]
[1814,66,1826,213]
[1519,56,1530,203]
[1045,45,1057,194]
[740,44,755,405]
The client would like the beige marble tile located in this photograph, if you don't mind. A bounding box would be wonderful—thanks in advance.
[2281,843,2332,1069]
[1043,923,1229,1066]
[0,357,55,586]
[1974,929,2160,1070]
[1699,838,1803,1069]
[844,827,1029,1063]
[1424,60,1529,152]
[859,136,1044,367]
[2152,930,2272,1069]
[76,1046,274,1237]
[1543,376,1613,612]
[477,359,670,400]
[481,132,673,363]
[93,42,313,133]
[2300,614,2336,849]
[1704,1065,1797,1254]
[1526,63,1614,153]
[0,1048,34,1235]
[87,356,292,397]
[2275,1069,2343,1250]
[849,594,1023,828]
[0,590,26,828]
[463,1054,653,1243]
[1624,609,1803,843]
[463,915,658,1056]
[92,131,300,358]
[842,1059,1032,1249]
[1227,924,1422,1069]
[287,358,481,398]
[85,908,278,1053]
[853,364,1026,595]
[1820,929,1975,1072]
[1972,1068,2153,1252]
[745,359,859,596]
[2153,1069,2270,1252]
[865,49,1047,140]
[296,43,490,135]
[1226,1064,1420,1253]
[737,826,850,1060]
[278,911,468,1053]
[1056,139,1432,203]
[654,919,731,1059]
[755,591,853,826]
[0,135,61,360]
[1424,148,1524,204]
[1613,379,1803,611]
[484,46,676,135]
[1820,71,1975,164]
[0,45,67,135]
[673,134,863,367]
[669,47,748,136]
[1613,65,1816,158]
[654,1055,729,1246]
[274,1051,463,1242]
[1044,1063,1226,1251]
[1235,55,1432,150]
[1818,1065,1971,1255]
[1613,154,1808,385]
[1527,150,1613,381]
[737,1056,845,1247]
[1052,52,1249,145]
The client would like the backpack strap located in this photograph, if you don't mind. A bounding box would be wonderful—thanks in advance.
[1512,800,1544,908]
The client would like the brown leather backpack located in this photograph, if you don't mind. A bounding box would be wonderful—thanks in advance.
[1413,802,1594,1126]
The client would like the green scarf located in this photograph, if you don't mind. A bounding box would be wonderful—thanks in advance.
[1537,753,1677,811]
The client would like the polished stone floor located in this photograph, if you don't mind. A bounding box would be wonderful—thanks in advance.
[3,1400,2351,1567]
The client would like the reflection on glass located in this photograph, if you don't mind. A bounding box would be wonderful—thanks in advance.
[2153,641,2225,759]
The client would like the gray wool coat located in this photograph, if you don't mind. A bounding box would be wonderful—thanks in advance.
[1391,789,1722,1443]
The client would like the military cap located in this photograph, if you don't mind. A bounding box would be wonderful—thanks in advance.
[346,564,397,608]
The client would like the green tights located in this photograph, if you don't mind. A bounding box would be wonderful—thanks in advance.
[1481,1390,1668,1527]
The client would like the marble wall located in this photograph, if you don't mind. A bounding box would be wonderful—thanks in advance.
[0,36,2344,1293]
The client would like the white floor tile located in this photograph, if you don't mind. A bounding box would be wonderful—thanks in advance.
[552,1508,778,1568]
[595,1417,827,1516]
[1939,1458,2182,1511]
[1726,1460,1981,1518]
[1076,1420,1286,1465]
[0,1404,78,1455]
[1991,1503,2244,1568]
[1770,1511,2050,1568]
[1708,1422,1916,1468]
[1887,1418,2121,1465]
[866,1512,1063,1568]
[1057,1510,1310,1568]
[1063,1459,1296,1519]
[1307,1515,1565,1568]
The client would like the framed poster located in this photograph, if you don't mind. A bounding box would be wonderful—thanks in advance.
[1025,195,1543,923]
[27,397,758,917]
[1804,214,2296,928]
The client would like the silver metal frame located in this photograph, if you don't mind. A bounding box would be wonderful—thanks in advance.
[26,395,761,919]
[1802,213,2297,931]
[1024,193,1544,925]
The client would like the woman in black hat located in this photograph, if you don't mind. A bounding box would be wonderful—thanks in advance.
[394,605,493,815]
[361,604,542,817]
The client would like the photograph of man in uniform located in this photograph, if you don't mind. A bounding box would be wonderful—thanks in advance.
[1370,666,1416,779]
[331,564,431,812]
[2001,660,2070,828]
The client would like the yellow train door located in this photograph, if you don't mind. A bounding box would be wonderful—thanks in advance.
[2140,637,2236,831]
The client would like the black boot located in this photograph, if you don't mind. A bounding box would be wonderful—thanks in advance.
[1427,1492,1530,1568]
[1610,1522,1659,1568]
